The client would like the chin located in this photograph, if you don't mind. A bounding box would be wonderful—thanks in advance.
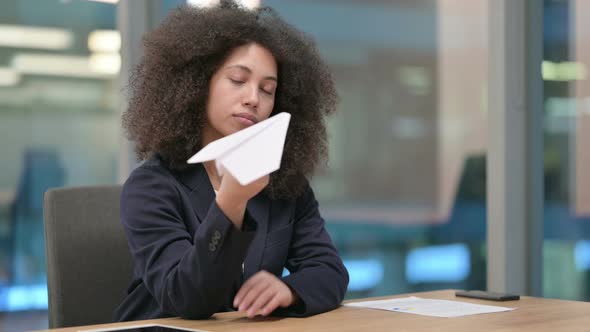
[223,126,240,136]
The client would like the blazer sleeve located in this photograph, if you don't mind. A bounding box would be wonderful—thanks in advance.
[120,167,256,319]
[278,184,349,316]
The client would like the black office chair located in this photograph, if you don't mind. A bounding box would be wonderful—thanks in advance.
[43,185,133,328]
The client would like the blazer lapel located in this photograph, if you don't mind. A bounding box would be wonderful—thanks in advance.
[174,162,269,278]
[175,163,215,224]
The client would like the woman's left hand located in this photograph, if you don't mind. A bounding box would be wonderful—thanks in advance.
[233,270,297,318]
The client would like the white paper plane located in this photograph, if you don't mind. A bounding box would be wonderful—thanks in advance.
[187,112,291,185]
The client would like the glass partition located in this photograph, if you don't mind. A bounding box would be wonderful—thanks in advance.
[0,0,121,312]
[543,0,590,301]
[265,0,489,299]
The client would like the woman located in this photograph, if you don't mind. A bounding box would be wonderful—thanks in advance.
[114,0,348,321]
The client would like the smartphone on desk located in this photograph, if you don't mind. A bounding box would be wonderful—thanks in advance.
[455,290,520,301]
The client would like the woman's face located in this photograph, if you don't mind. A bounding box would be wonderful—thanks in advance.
[202,42,278,145]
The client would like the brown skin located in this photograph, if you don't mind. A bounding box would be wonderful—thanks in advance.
[202,43,278,147]
[122,2,338,200]
[234,270,296,318]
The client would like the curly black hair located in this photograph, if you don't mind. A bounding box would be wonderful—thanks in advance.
[123,0,338,199]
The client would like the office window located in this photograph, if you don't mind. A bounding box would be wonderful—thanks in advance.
[265,0,489,298]
[543,0,590,301]
[0,0,121,312]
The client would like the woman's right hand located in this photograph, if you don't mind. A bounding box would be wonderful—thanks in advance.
[216,171,269,229]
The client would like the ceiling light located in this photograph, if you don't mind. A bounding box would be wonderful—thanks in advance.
[89,53,121,75]
[11,53,118,78]
[0,24,72,50]
[0,67,21,87]
[240,0,260,9]
[187,0,220,7]
[88,30,121,53]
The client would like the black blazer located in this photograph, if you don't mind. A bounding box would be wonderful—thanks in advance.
[113,155,348,321]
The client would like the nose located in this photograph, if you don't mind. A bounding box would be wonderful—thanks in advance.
[242,84,259,109]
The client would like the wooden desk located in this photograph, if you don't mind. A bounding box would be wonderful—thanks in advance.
[38,290,590,332]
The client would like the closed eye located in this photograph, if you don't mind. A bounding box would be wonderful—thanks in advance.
[229,78,245,85]
[260,88,274,96]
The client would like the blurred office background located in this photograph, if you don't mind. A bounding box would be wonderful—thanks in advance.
[0,0,588,330]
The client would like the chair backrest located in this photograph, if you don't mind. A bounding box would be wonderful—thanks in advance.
[43,185,133,328]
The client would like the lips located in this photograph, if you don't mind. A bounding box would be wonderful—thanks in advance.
[233,113,258,126]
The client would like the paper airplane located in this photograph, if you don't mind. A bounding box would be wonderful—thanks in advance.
[187,112,291,185]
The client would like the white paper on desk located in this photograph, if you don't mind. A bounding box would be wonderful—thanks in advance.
[345,296,516,318]
[187,112,291,185]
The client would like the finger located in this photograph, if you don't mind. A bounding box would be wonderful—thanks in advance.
[260,294,282,316]
[246,287,276,318]
[234,272,265,307]
[239,278,271,312]
[236,272,269,310]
